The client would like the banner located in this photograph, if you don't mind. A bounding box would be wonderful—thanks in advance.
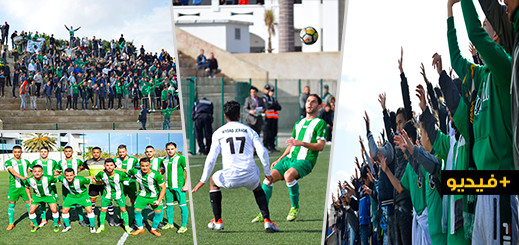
[26,39,44,53]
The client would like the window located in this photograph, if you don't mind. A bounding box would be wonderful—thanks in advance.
[15,140,22,145]
[235,28,241,40]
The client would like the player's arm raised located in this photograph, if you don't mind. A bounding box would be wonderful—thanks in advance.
[193,134,222,193]
[251,130,272,181]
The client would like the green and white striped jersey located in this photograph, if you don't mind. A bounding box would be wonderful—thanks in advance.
[289,117,327,166]
[25,175,58,197]
[58,175,92,196]
[57,158,84,174]
[150,157,163,172]
[95,170,129,200]
[5,158,31,188]
[128,169,165,198]
[31,159,59,177]
[115,156,138,172]
[162,154,186,189]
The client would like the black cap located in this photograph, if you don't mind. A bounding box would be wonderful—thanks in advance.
[269,87,275,92]
[264,84,272,90]
[324,85,329,89]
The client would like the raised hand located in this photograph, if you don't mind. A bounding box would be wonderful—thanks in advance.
[469,43,477,56]
[432,53,443,75]
[376,151,388,173]
[378,92,387,110]
[363,111,370,132]
[420,63,429,84]
[415,84,427,112]
[398,47,404,74]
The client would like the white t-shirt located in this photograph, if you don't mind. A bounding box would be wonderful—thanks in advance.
[200,121,270,183]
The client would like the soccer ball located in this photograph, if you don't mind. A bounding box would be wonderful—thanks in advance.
[300,27,318,45]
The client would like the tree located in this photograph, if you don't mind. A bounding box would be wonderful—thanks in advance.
[23,133,58,152]
[264,10,277,53]
[279,0,295,52]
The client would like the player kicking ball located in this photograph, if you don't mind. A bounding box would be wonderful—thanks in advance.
[128,158,167,237]
[58,168,97,233]
[24,165,61,233]
[93,158,132,234]
[192,100,279,233]
[252,93,326,222]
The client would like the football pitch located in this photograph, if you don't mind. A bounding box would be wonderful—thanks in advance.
[189,145,330,245]
[0,171,194,245]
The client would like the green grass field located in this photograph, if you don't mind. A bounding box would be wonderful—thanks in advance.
[0,171,194,245]
[189,145,330,245]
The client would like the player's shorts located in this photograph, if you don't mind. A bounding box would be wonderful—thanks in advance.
[62,186,70,198]
[272,157,313,179]
[32,195,58,205]
[134,196,163,211]
[8,187,29,202]
[165,188,187,205]
[123,180,137,200]
[51,184,58,199]
[88,184,104,198]
[100,196,126,209]
[63,192,92,208]
[212,168,260,191]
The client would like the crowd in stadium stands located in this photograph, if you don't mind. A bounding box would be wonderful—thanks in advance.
[173,0,265,6]
[326,0,519,244]
[0,23,179,121]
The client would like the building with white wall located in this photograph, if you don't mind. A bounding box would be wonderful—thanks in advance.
[172,0,343,53]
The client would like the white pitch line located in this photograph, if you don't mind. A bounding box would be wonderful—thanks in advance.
[117,232,129,245]
[189,164,203,168]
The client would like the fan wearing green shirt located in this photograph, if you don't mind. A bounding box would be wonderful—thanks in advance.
[5,145,32,231]
[58,168,96,233]
[24,165,60,233]
[93,158,132,234]
[128,158,167,237]
[145,145,163,171]
[254,94,327,222]
[29,146,59,228]
[161,85,169,110]
[160,142,189,234]
[161,106,176,130]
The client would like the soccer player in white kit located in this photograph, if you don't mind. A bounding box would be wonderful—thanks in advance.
[192,100,279,233]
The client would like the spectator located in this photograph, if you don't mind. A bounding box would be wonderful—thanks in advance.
[322,84,333,106]
[207,52,220,78]
[299,85,310,118]
[29,79,38,110]
[244,86,265,135]
[197,49,209,71]
[42,80,53,110]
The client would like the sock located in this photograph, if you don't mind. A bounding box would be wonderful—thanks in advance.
[91,202,96,213]
[52,212,59,226]
[254,189,270,220]
[135,210,143,229]
[209,190,222,221]
[121,212,129,227]
[87,212,95,228]
[180,204,189,227]
[262,179,273,205]
[62,213,70,227]
[152,210,163,230]
[287,180,300,208]
[29,213,37,227]
[99,211,106,226]
[75,205,84,221]
[166,204,175,224]
[40,204,47,221]
[107,205,115,216]
[8,203,15,224]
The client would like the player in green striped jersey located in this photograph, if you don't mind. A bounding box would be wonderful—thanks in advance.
[93,158,132,234]
[58,168,96,233]
[29,146,59,228]
[255,94,327,222]
[128,158,167,237]
[5,145,32,231]
[24,165,60,233]
[145,145,163,171]
[160,142,189,234]
[56,146,89,226]
[115,144,139,228]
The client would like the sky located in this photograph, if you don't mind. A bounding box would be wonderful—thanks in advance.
[326,0,487,205]
[84,133,184,156]
[0,0,175,54]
